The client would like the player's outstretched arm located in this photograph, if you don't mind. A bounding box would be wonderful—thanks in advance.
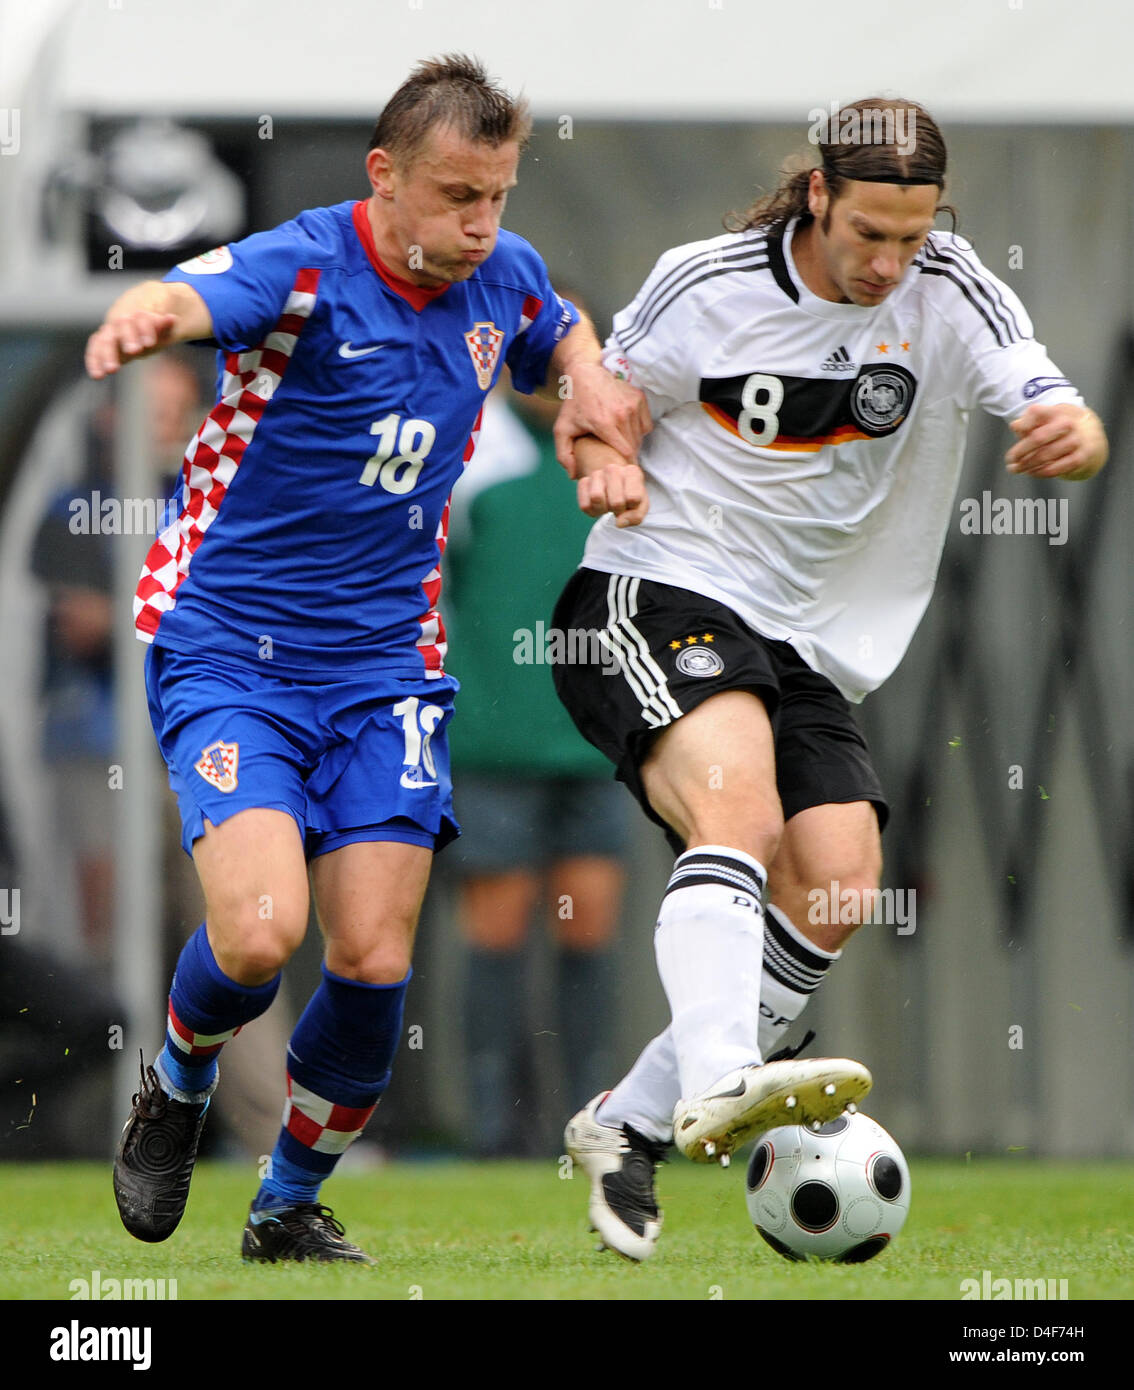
[548,316,651,477]
[85,281,214,380]
[574,434,648,528]
[1005,402,1108,482]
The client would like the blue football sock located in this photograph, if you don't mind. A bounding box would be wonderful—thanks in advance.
[252,964,410,1210]
[156,923,281,1103]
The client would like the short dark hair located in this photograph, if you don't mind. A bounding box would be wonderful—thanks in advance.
[728,97,955,233]
[368,54,531,166]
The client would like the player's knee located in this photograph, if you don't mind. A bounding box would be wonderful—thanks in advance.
[231,930,302,983]
[682,803,784,866]
[328,943,413,985]
[208,900,306,982]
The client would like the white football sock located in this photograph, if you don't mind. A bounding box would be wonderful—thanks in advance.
[653,845,768,1099]
[759,902,841,1056]
[597,1027,679,1144]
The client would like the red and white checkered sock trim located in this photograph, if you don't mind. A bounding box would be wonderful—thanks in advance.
[283,1076,377,1156]
[166,1000,243,1058]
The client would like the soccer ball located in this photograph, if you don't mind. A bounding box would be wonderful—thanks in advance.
[745,1111,910,1262]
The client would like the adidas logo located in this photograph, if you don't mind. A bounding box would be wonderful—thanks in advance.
[821,345,854,371]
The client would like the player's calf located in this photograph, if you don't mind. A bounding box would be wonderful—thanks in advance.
[766,801,884,954]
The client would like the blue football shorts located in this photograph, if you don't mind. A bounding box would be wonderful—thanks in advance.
[145,645,460,859]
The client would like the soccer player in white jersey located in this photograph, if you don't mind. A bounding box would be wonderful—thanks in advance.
[553,98,1107,1260]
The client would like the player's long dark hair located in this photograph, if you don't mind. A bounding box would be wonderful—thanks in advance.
[368,53,532,166]
[727,98,957,233]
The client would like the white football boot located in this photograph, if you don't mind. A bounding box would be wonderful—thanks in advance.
[565,1093,668,1262]
[673,1057,873,1164]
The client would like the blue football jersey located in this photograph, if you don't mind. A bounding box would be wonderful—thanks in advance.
[135,199,577,678]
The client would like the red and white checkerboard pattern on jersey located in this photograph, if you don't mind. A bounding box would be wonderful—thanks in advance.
[415,403,482,678]
[133,268,322,643]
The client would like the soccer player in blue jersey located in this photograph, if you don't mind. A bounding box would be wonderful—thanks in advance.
[85,54,649,1263]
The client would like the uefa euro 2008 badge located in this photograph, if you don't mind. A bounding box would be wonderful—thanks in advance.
[176,246,234,275]
[194,740,239,793]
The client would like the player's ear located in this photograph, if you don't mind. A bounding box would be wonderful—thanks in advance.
[366,147,397,200]
[807,168,829,222]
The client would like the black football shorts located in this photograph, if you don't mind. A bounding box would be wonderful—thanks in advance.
[551,567,888,851]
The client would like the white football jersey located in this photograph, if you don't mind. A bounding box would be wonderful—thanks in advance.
[582,218,1082,701]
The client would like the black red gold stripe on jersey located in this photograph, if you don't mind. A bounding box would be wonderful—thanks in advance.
[702,403,871,451]
[700,364,918,453]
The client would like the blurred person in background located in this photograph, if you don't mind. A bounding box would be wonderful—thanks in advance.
[29,351,293,1160]
[444,295,631,1156]
[31,354,200,967]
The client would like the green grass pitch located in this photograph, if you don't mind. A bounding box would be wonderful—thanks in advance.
[2,1156,1132,1302]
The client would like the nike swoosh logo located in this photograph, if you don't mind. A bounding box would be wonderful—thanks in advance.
[708,1079,748,1099]
[400,771,438,790]
[338,342,385,358]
